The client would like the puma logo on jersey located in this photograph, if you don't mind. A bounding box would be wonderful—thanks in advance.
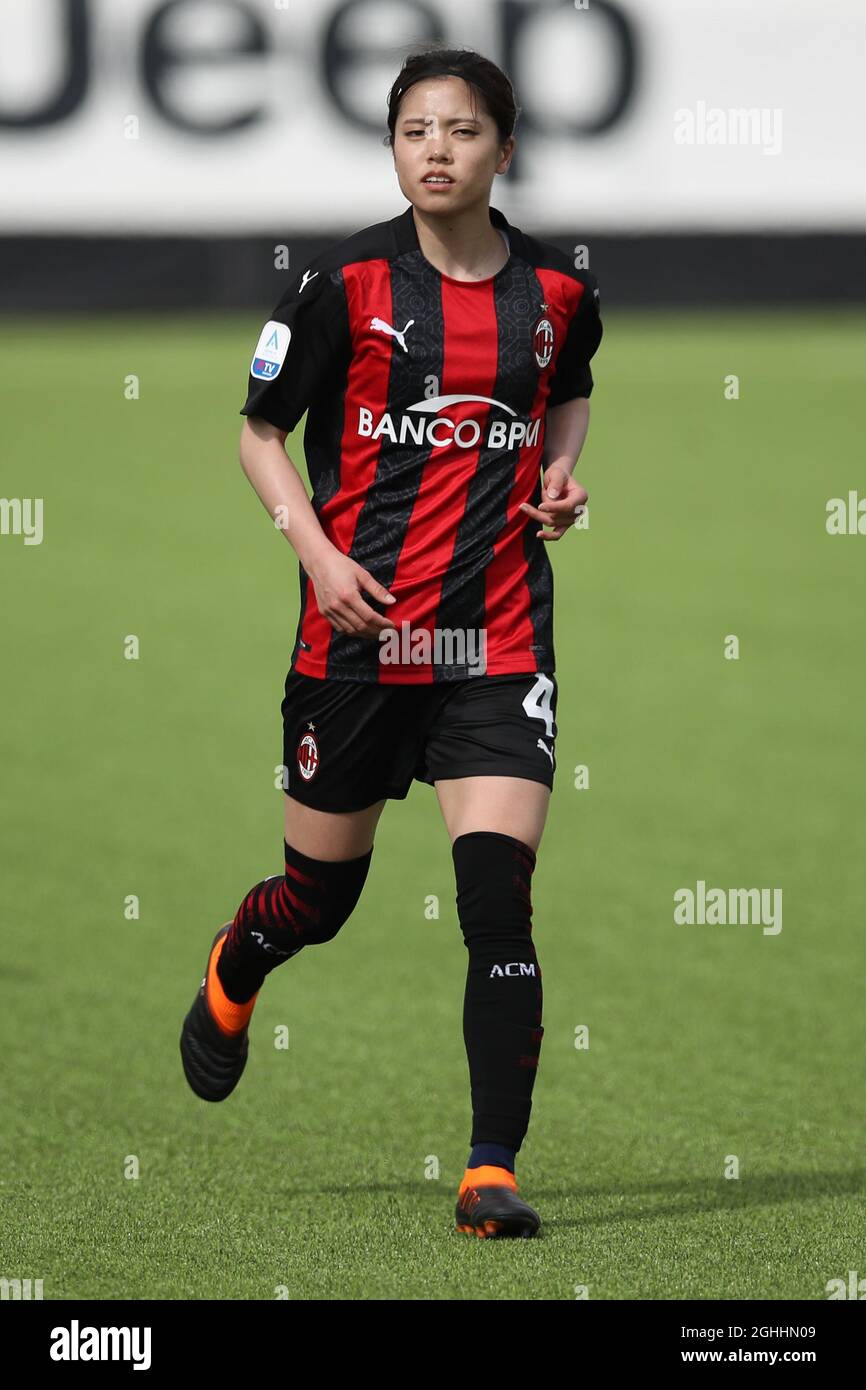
[371,316,415,353]
[299,270,319,293]
[537,738,554,766]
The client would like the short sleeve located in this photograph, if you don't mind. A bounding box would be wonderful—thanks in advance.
[547,274,603,406]
[240,263,350,433]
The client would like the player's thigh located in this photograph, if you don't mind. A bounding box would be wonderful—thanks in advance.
[434,775,551,854]
[283,793,387,861]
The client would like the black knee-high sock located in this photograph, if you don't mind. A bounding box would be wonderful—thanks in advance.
[217,839,372,1004]
[452,831,544,1153]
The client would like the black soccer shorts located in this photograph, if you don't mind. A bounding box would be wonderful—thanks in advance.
[280,668,559,813]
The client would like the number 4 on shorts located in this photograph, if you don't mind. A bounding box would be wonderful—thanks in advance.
[522,674,555,738]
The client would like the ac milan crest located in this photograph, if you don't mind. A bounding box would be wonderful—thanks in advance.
[533,307,555,369]
[296,725,320,781]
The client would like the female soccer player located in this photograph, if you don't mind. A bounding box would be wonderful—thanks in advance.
[181,46,602,1240]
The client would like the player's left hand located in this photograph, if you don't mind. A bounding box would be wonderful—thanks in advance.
[519,466,588,541]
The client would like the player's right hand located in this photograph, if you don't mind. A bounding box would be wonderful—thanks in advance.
[309,549,398,639]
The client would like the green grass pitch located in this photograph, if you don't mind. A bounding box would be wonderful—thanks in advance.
[1,309,864,1299]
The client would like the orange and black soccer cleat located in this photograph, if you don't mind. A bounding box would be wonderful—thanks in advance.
[455,1165,541,1239]
[179,925,257,1102]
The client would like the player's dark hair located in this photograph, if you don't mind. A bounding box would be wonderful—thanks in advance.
[384,46,519,149]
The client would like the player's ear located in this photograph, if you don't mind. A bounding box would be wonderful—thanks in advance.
[497,135,515,175]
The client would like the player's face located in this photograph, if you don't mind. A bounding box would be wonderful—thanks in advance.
[392,77,514,212]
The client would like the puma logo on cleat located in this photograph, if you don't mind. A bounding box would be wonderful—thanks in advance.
[370,316,415,353]
[537,738,554,766]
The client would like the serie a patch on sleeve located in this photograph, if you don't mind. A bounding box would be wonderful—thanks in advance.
[251,320,291,381]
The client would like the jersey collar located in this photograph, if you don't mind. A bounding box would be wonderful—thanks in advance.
[392,202,513,259]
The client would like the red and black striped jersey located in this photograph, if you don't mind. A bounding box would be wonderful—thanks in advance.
[240,203,602,684]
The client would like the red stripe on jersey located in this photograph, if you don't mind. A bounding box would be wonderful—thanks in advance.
[482,270,587,675]
[540,270,588,393]
[383,277,500,684]
[296,258,394,676]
